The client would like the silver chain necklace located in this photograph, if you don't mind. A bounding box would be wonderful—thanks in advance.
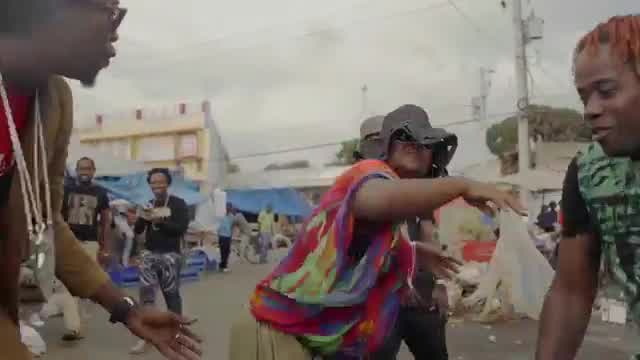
[0,73,55,299]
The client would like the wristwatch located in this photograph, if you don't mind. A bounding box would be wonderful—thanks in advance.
[109,296,138,324]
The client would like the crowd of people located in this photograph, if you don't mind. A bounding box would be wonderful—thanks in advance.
[0,1,639,360]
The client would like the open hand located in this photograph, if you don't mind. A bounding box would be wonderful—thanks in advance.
[126,307,202,360]
[414,242,462,280]
[462,180,526,215]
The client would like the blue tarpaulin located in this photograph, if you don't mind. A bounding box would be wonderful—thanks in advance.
[226,188,312,218]
[95,172,206,206]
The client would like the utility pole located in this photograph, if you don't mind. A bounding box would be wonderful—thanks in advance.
[472,67,494,129]
[512,0,530,175]
[360,84,369,120]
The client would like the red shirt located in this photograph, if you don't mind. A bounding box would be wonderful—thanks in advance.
[0,89,34,177]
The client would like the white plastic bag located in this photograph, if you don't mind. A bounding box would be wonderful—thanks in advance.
[20,321,46,357]
[464,210,555,320]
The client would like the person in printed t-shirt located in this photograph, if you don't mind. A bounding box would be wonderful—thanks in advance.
[536,14,640,360]
[63,157,112,266]
[229,104,524,360]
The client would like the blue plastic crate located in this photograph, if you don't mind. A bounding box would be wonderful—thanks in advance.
[180,265,201,282]
[206,258,218,272]
[186,250,208,272]
[109,266,140,288]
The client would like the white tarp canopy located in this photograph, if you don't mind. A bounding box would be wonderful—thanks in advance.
[225,166,350,190]
[67,142,147,177]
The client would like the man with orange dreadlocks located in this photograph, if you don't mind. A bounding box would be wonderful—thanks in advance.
[536,14,640,360]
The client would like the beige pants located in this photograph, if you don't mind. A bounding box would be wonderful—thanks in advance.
[41,291,81,333]
[78,241,100,321]
[229,307,312,360]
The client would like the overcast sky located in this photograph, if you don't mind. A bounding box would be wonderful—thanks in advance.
[69,0,636,171]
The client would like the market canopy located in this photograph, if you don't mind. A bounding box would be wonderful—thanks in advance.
[225,188,312,218]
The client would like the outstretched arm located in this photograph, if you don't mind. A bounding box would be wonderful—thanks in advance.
[352,177,522,222]
[536,159,600,360]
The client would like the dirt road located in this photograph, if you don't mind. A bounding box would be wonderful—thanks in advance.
[39,256,634,359]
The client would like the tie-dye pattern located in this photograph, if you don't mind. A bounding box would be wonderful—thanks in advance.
[250,160,415,358]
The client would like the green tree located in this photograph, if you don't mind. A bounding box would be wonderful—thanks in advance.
[486,104,590,157]
[334,138,359,165]
[264,160,310,171]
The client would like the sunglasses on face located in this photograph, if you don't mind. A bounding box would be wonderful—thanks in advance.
[63,0,127,30]
[396,140,433,153]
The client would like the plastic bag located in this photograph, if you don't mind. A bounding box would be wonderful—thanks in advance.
[20,321,46,357]
[464,210,555,320]
[504,211,555,319]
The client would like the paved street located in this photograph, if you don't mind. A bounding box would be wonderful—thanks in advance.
[38,255,634,360]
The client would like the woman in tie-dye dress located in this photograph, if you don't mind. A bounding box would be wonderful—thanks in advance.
[229,105,524,359]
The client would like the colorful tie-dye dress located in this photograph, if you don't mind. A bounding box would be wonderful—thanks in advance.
[251,160,416,358]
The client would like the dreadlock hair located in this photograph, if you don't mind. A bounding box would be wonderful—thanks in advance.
[147,168,173,185]
[573,15,640,76]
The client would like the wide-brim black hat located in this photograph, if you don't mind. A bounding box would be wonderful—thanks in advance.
[380,104,458,167]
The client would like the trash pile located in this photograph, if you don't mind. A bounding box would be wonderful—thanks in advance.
[444,210,555,323]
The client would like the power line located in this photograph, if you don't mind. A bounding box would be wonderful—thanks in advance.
[137,1,454,68]
[531,63,568,89]
[445,0,502,44]
[230,142,343,160]
[228,112,518,161]
[160,0,382,55]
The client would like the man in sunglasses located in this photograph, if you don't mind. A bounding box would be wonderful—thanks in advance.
[357,106,457,360]
[0,1,201,359]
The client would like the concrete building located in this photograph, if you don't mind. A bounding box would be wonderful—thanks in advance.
[75,101,228,188]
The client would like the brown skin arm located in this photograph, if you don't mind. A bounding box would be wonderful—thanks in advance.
[50,77,126,301]
[90,281,129,314]
[535,232,601,360]
[353,177,470,222]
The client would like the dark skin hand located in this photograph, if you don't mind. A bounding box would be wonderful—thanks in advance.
[354,178,514,311]
[91,282,203,359]
[535,232,600,360]
[353,177,525,223]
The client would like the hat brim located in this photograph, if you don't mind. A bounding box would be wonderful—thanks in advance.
[413,127,456,146]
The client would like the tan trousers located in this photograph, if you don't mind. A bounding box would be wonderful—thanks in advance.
[77,241,100,321]
[0,312,32,360]
[41,291,81,333]
[229,307,312,360]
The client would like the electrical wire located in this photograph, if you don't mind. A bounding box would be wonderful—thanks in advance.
[228,111,519,160]
[133,0,454,68]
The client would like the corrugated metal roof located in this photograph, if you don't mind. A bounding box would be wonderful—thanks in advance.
[224,166,350,190]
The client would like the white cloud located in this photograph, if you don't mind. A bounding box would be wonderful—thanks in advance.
[71,0,637,170]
